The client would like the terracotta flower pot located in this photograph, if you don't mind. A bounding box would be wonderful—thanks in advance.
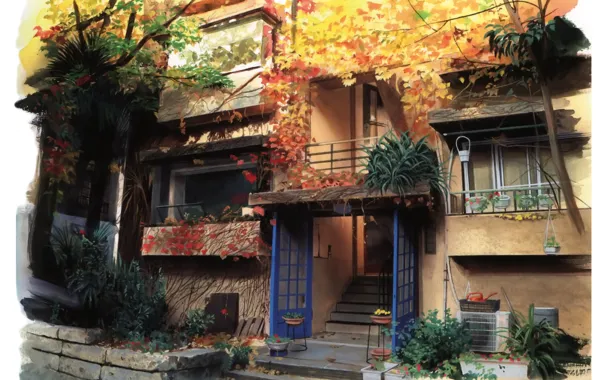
[370,315,392,325]
[371,348,392,361]
[283,317,304,326]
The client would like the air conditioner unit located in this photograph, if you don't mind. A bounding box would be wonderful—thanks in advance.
[457,311,511,353]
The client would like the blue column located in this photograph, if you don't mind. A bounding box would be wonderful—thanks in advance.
[305,216,314,337]
[269,212,280,336]
[391,208,399,351]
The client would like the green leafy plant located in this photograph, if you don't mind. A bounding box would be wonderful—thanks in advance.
[506,304,561,379]
[537,194,554,207]
[544,236,560,248]
[363,131,447,197]
[516,194,537,211]
[283,312,304,319]
[394,361,497,379]
[371,357,385,371]
[184,309,215,337]
[393,309,472,376]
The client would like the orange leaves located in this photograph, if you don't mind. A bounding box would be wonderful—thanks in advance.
[253,206,265,216]
[242,170,257,184]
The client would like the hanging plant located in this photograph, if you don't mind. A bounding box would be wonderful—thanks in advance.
[466,196,489,212]
[543,208,560,255]
[516,194,537,211]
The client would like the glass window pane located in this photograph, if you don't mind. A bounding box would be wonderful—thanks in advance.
[290,282,297,295]
[279,281,288,296]
[469,149,493,190]
[399,255,404,271]
[289,296,297,309]
[398,303,403,318]
[405,251,410,268]
[280,265,289,280]
[398,270,404,287]
[278,296,286,310]
[299,281,306,294]
[502,148,530,186]
[290,265,298,279]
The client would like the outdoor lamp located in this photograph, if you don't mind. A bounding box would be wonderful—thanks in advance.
[456,136,471,163]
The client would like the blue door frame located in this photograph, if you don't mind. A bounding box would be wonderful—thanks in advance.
[269,212,313,338]
[391,208,417,350]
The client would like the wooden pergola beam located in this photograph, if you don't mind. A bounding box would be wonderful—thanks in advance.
[248,183,431,206]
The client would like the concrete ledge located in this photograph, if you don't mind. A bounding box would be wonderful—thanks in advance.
[23,321,60,339]
[58,326,104,345]
[25,332,63,354]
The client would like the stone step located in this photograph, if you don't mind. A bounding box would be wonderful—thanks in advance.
[329,312,373,324]
[351,276,382,286]
[226,369,327,380]
[335,303,379,314]
[325,322,375,335]
[346,284,379,294]
[255,356,362,380]
[341,293,379,304]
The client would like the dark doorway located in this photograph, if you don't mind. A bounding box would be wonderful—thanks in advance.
[364,214,393,274]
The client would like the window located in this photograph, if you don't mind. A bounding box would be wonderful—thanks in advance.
[155,162,258,223]
[184,168,257,216]
[468,144,558,191]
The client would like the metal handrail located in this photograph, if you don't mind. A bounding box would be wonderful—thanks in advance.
[305,135,382,148]
[448,184,563,215]
[378,256,392,311]
[305,135,384,173]
[155,202,205,222]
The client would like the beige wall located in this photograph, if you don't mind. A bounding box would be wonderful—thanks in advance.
[446,209,591,256]
[419,213,591,342]
[312,216,353,333]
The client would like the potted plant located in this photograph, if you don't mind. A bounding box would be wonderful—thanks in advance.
[361,357,397,380]
[384,366,408,380]
[460,352,528,379]
[282,312,304,326]
[544,236,561,254]
[489,191,511,209]
[371,309,392,325]
[538,193,555,208]
[516,194,537,211]
[506,304,562,379]
[466,196,489,212]
[371,347,392,361]
[265,334,291,352]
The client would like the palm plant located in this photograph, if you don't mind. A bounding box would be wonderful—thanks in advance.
[506,304,560,379]
[363,131,448,197]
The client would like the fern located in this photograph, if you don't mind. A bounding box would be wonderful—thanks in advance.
[363,131,447,197]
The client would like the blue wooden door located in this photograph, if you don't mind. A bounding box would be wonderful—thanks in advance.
[270,213,313,338]
[391,209,417,349]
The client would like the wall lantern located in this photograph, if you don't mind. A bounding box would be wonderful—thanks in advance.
[456,136,471,163]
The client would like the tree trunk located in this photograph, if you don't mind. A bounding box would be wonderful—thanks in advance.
[85,161,110,237]
[375,75,409,133]
[504,1,585,235]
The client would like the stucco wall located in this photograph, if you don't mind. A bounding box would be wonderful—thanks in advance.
[144,257,270,333]
[446,209,591,256]
[312,216,353,333]
[419,212,591,344]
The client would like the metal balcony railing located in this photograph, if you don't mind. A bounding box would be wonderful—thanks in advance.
[304,135,383,173]
[448,184,563,215]
[154,202,205,223]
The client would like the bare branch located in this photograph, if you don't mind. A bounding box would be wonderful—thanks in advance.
[125,12,137,41]
[210,71,261,113]
[72,1,87,50]
[115,0,198,67]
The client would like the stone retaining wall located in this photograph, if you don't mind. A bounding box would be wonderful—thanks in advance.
[20,321,227,380]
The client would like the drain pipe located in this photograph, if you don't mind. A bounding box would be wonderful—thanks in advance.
[443,145,456,320]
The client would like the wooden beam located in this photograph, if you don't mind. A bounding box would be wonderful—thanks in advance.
[248,183,430,206]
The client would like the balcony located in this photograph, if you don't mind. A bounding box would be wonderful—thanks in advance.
[305,135,382,173]
[447,184,564,215]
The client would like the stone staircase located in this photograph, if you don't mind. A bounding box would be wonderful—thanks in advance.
[325,275,391,335]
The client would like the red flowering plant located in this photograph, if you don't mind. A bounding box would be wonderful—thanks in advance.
[265,334,291,344]
[43,136,80,186]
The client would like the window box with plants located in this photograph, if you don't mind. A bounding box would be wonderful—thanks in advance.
[460,353,529,379]
[516,194,537,211]
[538,193,555,208]
[361,358,397,380]
[466,196,489,212]
[489,192,511,210]
[371,309,392,325]
[282,312,304,326]
[265,334,291,352]
[544,236,561,254]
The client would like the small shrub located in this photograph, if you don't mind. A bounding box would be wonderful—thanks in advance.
[213,341,253,371]
[394,309,471,377]
[184,309,215,337]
